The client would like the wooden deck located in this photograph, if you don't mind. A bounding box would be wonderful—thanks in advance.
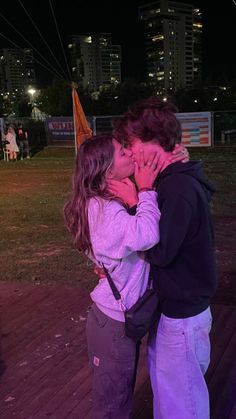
[0,281,236,419]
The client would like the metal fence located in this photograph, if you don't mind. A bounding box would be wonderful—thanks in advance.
[92,113,213,147]
[91,115,118,135]
[92,111,236,147]
[213,111,236,145]
[1,111,236,152]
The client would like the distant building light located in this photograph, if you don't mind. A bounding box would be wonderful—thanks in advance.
[85,36,92,44]
[148,73,154,78]
[163,97,167,102]
[152,35,164,42]
[68,44,73,48]
[194,99,198,103]
[213,97,218,101]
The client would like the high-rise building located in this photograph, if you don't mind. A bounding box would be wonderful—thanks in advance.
[0,48,35,99]
[193,7,203,84]
[68,34,121,91]
[139,0,202,92]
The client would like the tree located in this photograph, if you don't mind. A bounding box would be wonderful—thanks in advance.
[38,78,72,116]
[88,80,156,116]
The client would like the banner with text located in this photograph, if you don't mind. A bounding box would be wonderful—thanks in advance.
[44,117,93,144]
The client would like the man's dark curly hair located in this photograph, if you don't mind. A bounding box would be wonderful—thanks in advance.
[112,96,182,151]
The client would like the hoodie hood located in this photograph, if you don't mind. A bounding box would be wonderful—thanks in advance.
[156,161,216,202]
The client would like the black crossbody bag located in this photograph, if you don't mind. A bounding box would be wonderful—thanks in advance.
[102,264,160,343]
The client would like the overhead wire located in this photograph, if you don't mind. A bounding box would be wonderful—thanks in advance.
[17,0,69,80]
[0,10,68,82]
[49,0,72,80]
[0,31,67,83]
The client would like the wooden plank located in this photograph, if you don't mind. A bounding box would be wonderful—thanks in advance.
[47,368,92,419]
[208,328,236,418]
[133,378,153,419]
[1,328,89,417]
[11,348,90,419]
[1,286,90,397]
[229,400,236,419]
[206,307,236,384]
[34,373,92,419]
[2,284,85,330]
[1,282,236,419]
[1,299,89,403]
[212,355,236,419]
[2,286,88,356]
[2,288,64,350]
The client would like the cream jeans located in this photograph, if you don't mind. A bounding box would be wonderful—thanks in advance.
[148,307,212,419]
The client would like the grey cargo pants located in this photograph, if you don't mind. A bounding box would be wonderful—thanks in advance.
[86,303,139,419]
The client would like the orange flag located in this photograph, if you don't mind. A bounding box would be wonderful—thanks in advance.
[72,84,92,148]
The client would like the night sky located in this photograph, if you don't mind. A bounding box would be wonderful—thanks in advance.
[0,0,235,86]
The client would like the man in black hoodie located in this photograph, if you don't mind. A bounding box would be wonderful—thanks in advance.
[113,97,217,419]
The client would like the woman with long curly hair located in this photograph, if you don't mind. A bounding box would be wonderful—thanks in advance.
[64,133,162,418]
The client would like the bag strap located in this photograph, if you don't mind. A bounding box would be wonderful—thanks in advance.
[102,263,121,301]
[102,263,153,301]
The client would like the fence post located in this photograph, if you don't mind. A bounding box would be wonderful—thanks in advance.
[92,116,97,135]
[221,131,225,144]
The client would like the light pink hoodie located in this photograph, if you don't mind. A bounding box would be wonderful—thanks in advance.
[88,191,161,321]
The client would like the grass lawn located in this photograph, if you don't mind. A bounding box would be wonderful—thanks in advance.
[0,146,236,304]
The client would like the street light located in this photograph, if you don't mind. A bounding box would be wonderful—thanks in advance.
[28,87,36,105]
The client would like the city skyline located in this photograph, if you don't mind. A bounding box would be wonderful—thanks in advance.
[0,0,235,86]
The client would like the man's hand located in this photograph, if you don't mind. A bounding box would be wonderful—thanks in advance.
[169,144,189,163]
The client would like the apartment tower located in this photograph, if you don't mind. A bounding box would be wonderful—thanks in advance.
[139,0,202,92]
[68,34,121,91]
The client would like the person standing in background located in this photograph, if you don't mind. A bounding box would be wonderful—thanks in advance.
[5,126,19,161]
[16,123,30,160]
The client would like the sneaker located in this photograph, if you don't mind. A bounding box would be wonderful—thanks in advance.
[26,156,30,159]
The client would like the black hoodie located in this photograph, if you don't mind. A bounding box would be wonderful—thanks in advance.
[147,161,218,318]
